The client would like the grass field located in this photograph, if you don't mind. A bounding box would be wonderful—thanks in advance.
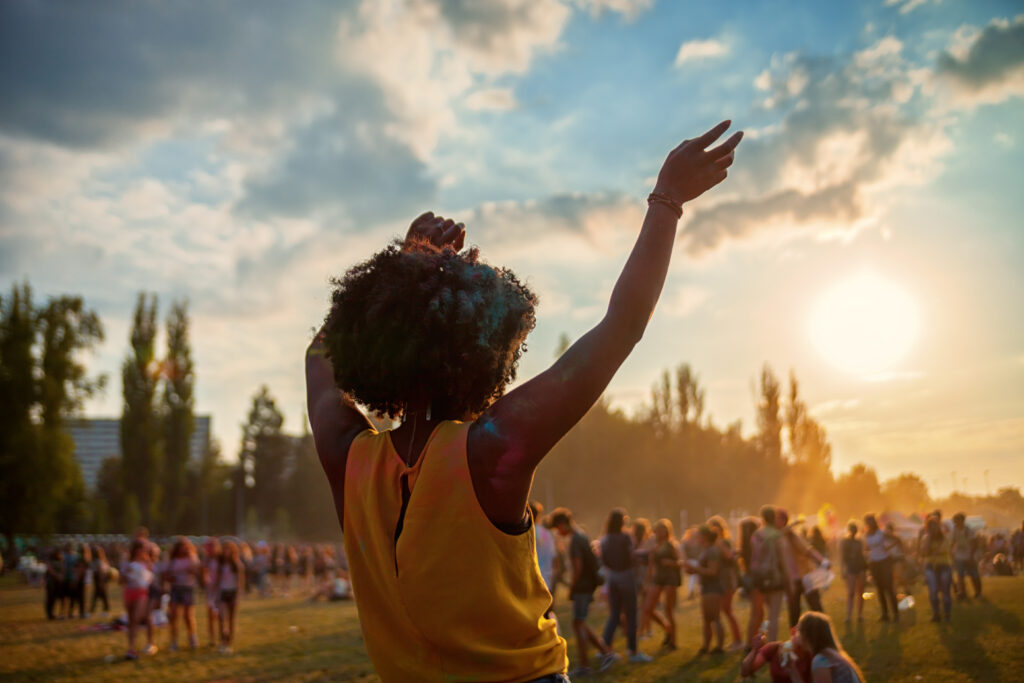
[2,574,1023,681]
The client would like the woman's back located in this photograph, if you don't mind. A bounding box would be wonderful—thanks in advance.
[342,420,566,682]
[812,650,863,683]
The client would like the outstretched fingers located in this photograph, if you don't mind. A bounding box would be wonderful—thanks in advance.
[694,120,732,150]
[706,130,744,160]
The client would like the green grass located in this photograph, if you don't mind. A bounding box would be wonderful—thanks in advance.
[2,574,1023,681]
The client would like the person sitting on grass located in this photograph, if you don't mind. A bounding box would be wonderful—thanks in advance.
[306,121,742,681]
[785,612,864,683]
[740,628,812,683]
[310,568,353,602]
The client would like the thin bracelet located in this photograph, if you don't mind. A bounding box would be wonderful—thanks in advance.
[647,192,683,219]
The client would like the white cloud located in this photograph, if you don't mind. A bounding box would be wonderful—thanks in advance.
[464,88,519,111]
[572,0,654,21]
[674,38,730,67]
[884,0,933,16]
[663,286,709,317]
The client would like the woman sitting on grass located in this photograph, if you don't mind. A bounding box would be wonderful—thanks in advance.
[786,611,864,683]
[306,121,742,681]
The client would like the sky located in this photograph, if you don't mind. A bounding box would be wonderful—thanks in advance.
[1,0,1022,499]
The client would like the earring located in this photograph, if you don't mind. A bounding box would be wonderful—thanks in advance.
[426,403,432,421]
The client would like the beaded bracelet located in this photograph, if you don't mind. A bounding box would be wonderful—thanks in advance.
[647,191,683,219]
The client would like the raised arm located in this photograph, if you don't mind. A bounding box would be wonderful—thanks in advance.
[469,121,742,523]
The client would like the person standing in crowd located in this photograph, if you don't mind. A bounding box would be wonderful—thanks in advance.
[121,539,156,660]
[643,518,682,652]
[73,543,92,619]
[682,527,701,600]
[599,508,652,664]
[531,501,558,619]
[777,509,827,628]
[786,612,864,683]
[60,542,78,618]
[685,524,725,654]
[631,518,655,639]
[741,628,813,683]
[166,536,202,651]
[90,545,111,617]
[552,508,619,675]
[738,516,763,648]
[751,506,789,642]
[707,516,743,651]
[840,522,867,624]
[810,526,828,560]
[884,522,907,598]
[863,514,899,622]
[306,121,742,681]
[44,548,64,620]
[1012,522,1024,573]
[921,515,953,622]
[218,540,245,654]
[951,512,982,600]
[202,538,222,648]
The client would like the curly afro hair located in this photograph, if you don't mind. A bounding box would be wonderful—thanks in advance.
[323,238,537,420]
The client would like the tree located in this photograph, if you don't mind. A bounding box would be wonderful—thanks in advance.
[121,292,162,528]
[882,472,931,513]
[757,364,783,464]
[239,386,288,529]
[0,283,42,552]
[161,300,195,530]
[0,284,104,547]
[37,296,105,531]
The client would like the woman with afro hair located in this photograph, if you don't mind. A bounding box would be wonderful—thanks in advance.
[306,120,743,682]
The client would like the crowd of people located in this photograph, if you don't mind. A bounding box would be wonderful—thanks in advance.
[26,527,351,660]
[529,502,1024,680]
[8,509,1021,676]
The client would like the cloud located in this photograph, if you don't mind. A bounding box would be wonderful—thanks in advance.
[884,0,932,15]
[934,15,1024,107]
[572,0,654,21]
[663,286,709,317]
[463,88,519,111]
[681,39,952,256]
[674,38,730,67]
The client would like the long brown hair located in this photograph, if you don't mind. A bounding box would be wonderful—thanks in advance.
[797,612,864,681]
[219,540,244,576]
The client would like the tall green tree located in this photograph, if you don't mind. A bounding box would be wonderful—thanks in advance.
[161,300,194,529]
[0,283,42,551]
[0,284,104,546]
[239,386,288,530]
[38,296,105,531]
[121,292,162,528]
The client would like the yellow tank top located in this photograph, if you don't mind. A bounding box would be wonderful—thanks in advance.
[342,420,567,682]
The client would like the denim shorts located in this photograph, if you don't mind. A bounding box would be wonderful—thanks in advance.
[571,593,593,621]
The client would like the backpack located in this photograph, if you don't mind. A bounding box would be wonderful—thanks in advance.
[751,528,786,592]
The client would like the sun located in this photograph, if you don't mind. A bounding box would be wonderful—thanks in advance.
[807,271,920,376]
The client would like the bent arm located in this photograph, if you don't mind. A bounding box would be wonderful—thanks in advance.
[305,328,372,521]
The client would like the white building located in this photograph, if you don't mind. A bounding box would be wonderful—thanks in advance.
[68,416,211,491]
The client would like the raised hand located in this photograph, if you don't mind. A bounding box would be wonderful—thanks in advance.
[654,120,743,205]
[405,211,466,251]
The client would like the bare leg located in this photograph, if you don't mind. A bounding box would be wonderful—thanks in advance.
[662,586,677,647]
[746,590,764,646]
[169,602,179,648]
[765,590,783,642]
[721,588,742,645]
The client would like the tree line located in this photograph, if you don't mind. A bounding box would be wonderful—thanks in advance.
[3,281,1022,547]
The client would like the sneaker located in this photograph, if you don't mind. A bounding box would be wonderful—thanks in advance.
[124,650,138,661]
[188,636,198,650]
[599,652,621,672]
[728,641,745,652]
[142,644,158,656]
[629,652,654,663]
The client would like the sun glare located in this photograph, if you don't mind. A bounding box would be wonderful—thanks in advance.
[808,271,920,376]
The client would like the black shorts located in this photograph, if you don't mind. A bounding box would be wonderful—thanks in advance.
[219,589,238,606]
[170,585,195,607]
